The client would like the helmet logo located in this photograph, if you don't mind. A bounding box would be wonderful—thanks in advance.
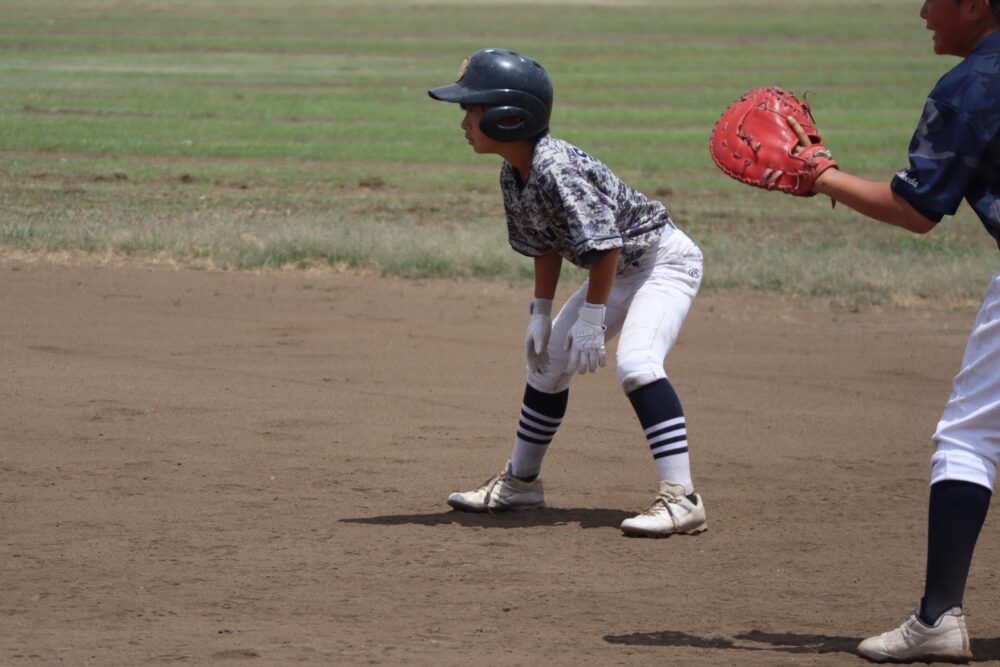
[456,57,470,81]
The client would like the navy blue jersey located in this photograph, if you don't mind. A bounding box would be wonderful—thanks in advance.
[500,135,674,273]
[891,31,1000,248]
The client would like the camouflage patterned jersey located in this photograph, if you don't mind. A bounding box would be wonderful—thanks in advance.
[500,134,676,274]
[891,31,1000,249]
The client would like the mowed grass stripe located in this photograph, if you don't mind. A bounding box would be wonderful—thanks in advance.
[0,0,992,304]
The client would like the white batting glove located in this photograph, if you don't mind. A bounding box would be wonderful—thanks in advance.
[564,302,607,375]
[525,298,553,373]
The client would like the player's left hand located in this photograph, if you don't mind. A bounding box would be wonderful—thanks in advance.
[564,302,607,374]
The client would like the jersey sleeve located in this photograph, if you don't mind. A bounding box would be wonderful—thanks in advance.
[538,164,623,264]
[891,98,991,222]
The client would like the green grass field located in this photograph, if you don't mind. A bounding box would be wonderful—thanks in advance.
[1,0,996,303]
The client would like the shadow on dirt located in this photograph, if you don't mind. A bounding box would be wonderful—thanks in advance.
[340,507,633,529]
[604,628,1000,661]
[604,628,858,657]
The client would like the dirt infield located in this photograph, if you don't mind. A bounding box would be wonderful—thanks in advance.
[3,256,999,666]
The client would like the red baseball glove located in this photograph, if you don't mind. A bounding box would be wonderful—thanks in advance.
[709,86,837,196]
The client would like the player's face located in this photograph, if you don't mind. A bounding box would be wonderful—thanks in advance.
[920,0,977,56]
[460,104,500,154]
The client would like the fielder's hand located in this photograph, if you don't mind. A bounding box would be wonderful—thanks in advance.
[564,302,607,374]
[525,298,553,373]
[709,86,837,196]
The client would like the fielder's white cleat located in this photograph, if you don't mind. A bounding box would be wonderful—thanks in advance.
[447,461,544,513]
[857,606,971,663]
[620,480,707,538]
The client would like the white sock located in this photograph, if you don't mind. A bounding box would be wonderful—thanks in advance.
[510,403,561,480]
[646,417,693,495]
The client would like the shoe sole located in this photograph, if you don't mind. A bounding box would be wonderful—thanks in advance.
[621,522,708,538]
[447,498,545,513]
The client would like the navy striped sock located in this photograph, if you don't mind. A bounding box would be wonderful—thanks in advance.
[510,384,568,480]
[628,379,693,494]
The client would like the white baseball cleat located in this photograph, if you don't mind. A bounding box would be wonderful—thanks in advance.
[857,606,971,663]
[620,480,707,537]
[447,461,544,513]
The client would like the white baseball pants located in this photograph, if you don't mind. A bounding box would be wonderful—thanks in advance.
[931,263,1000,491]
[527,228,703,395]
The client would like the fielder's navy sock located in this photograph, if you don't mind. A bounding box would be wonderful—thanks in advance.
[510,384,568,481]
[627,378,693,494]
[919,480,992,625]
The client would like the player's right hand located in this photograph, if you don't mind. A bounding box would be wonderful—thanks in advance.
[525,298,553,373]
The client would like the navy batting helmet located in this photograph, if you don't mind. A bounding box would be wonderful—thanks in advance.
[428,48,553,142]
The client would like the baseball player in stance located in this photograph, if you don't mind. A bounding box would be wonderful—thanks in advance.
[787,1,999,662]
[427,48,707,538]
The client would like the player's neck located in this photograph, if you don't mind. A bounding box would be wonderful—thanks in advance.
[496,141,535,184]
[965,24,999,54]
[960,12,1000,57]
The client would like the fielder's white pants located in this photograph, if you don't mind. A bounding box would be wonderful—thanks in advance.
[527,228,703,395]
[931,263,1000,491]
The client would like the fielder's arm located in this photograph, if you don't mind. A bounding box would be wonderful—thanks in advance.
[789,117,936,234]
[811,170,937,234]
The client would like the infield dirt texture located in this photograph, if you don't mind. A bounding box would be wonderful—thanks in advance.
[4,255,1000,665]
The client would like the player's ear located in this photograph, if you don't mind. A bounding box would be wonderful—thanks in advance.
[967,0,991,20]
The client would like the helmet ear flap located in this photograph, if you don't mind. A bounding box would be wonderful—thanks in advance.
[480,105,535,142]
[479,94,549,142]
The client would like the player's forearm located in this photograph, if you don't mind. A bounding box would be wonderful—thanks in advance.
[813,170,937,234]
[584,248,621,305]
[533,251,563,300]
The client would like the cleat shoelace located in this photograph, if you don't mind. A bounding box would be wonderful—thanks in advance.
[480,469,512,512]
[641,493,682,527]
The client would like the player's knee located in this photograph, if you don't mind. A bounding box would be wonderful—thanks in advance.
[616,353,666,394]
[527,368,572,394]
